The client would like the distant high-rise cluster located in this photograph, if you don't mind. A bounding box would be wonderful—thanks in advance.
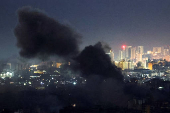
[116,45,144,70]
[118,45,144,62]
[115,45,170,70]
[150,45,170,61]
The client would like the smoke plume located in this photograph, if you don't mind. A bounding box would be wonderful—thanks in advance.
[76,42,123,81]
[14,6,81,59]
[14,6,130,108]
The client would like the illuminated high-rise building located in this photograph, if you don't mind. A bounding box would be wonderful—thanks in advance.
[153,47,161,54]
[137,46,144,54]
[119,50,123,60]
[121,45,126,59]
[106,50,114,62]
[163,49,169,56]
[136,53,142,62]
[131,47,136,60]
[163,55,170,61]
[110,50,114,62]
[117,60,133,70]
[162,45,170,55]
[136,46,144,62]
[161,46,170,61]
[125,46,132,59]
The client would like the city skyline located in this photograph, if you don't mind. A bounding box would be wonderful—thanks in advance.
[1,0,170,59]
[115,45,170,60]
[1,1,170,113]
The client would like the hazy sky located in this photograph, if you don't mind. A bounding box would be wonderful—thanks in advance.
[1,0,170,59]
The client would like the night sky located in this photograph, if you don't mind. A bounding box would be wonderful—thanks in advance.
[1,0,170,59]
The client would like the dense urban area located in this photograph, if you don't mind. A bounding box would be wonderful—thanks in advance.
[1,45,170,113]
[1,1,170,112]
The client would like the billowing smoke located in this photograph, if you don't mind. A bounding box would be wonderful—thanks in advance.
[76,42,123,81]
[13,6,132,109]
[14,6,81,60]
[72,42,127,107]
[14,6,121,81]
[100,41,112,53]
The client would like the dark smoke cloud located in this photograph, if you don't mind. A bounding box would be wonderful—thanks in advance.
[100,42,112,53]
[13,6,136,108]
[14,6,81,59]
[76,42,123,81]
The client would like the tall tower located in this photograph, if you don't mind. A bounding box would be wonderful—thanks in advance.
[137,46,144,54]
[122,45,126,60]
[125,46,132,60]
[153,47,161,54]
[136,46,144,62]
[131,47,136,61]
[162,46,170,56]
[119,50,123,61]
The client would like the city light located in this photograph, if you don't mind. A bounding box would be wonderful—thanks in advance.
[72,104,76,107]
[73,82,76,85]
[1,1,170,112]
[122,45,126,50]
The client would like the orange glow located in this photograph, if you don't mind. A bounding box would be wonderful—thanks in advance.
[148,63,153,70]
